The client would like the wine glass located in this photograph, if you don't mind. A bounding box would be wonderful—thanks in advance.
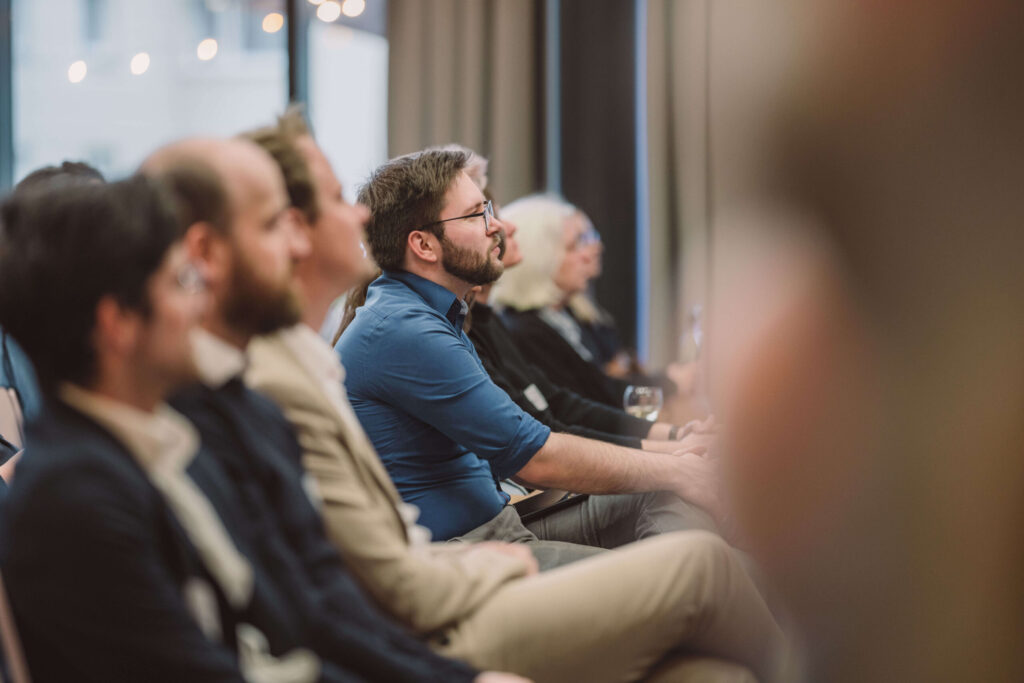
[623,385,663,422]
[689,304,704,359]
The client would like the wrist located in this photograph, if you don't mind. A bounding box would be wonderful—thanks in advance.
[646,421,672,440]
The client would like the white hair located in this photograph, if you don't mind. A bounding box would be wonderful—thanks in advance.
[491,193,577,311]
[436,143,488,190]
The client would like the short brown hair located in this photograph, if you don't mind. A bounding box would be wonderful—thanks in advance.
[242,106,318,223]
[0,176,181,392]
[357,148,468,271]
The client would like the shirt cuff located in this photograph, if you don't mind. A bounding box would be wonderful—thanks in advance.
[489,416,551,479]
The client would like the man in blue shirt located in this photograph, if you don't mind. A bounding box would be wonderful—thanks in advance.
[338,148,723,553]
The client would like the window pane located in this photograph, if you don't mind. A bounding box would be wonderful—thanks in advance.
[306,2,388,201]
[13,0,288,181]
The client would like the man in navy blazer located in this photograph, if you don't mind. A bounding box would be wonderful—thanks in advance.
[0,173,483,681]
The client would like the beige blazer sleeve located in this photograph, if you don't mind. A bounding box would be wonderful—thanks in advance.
[246,336,529,634]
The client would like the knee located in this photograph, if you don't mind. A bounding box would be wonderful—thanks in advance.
[644,491,722,535]
[632,530,740,592]
[671,530,734,568]
[693,661,758,683]
[664,531,742,604]
[691,663,757,683]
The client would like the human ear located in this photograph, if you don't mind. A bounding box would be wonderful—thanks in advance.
[183,222,230,289]
[407,229,441,264]
[93,295,140,358]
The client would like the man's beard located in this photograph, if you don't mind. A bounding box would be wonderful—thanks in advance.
[438,230,505,286]
[222,249,302,336]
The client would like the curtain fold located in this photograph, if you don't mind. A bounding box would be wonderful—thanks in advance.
[645,0,711,367]
[388,0,541,203]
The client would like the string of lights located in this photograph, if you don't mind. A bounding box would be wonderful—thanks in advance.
[63,0,366,84]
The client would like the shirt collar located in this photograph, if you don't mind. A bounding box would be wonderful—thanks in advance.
[191,328,247,388]
[381,269,467,330]
[59,383,199,473]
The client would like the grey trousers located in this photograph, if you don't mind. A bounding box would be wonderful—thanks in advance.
[451,505,605,569]
[453,491,719,570]
[525,491,719,550]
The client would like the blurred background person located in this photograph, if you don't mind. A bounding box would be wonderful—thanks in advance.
[710,0,1024,681]
[0,161,106,485]
[492,195,700,423]
[0,162,106,428]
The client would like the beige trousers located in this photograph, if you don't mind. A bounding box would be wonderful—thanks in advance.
[433,531,784,683]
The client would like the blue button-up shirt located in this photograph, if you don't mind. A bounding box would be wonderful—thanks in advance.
[336,270,551,539]
[1,328,42,421]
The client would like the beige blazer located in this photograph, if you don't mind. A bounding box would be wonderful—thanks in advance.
[246,331,529,634]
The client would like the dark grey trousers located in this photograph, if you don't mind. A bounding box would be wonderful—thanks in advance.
[525,491,719,550]
[449,505,605,570]
[451,491,718,570]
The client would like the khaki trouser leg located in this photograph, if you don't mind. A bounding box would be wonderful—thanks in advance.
[434,531,785,683]
[646,656,758,683]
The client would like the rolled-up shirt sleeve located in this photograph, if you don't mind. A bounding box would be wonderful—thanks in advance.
[366,308,550,479]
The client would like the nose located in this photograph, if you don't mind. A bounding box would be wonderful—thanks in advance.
[486,213,504,237]
[503,218,518,238]
[355,202,371,225]
[289,214,312,260]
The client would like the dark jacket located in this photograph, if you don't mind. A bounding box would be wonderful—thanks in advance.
[469,303,651,447]
[170,379,477,682]
[497,307,637,407]
[1,396,475,682]
[0,401,251,682]
[499,308,675,409]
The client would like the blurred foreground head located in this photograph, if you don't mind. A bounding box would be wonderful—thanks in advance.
[713,1,1024,680]
[0,177,189,396]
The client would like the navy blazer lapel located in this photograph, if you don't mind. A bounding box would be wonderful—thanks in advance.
[27,405,237,641]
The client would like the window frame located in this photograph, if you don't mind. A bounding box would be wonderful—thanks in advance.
[1,0,12,191]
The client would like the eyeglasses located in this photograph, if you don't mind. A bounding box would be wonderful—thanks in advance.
[579,227,602,247]
[567,227,602,252]
[416,200,494,233]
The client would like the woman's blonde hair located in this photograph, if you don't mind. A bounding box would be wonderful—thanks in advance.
[435,143,489,191]
[491,193,577,311]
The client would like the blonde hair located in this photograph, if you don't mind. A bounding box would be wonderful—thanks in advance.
[567,293,601,323]
[491,194,577,311]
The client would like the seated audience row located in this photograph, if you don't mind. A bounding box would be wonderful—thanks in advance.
[336,148,724,547]
[0,111,788,681]
[0,144,482,682]
[491,195,692,415]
